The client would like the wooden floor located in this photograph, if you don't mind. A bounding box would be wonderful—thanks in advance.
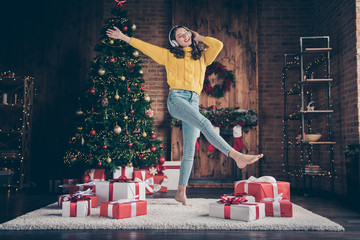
[1,187,360,240]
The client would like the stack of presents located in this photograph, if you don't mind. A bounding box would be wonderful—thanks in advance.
[55,162,180,219]
[56,165,293,221]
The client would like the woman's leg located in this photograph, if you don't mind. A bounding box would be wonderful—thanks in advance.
[175,121,199,205]
[168,90,263,170]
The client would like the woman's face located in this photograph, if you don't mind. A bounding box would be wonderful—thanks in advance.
[175,27,192,47]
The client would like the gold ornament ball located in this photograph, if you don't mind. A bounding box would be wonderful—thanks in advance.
[139,70,143,74]
[114,94,120,100]
[106,157,112,163]
[133,51,139,57]
[131,24,136,31]
[145,95,151,102]
[109,40,114,45]
[142,132,147,137]
[113,125,122,134]
[124,115,128,120]
[98,68,106,76]
[121,76,126,81]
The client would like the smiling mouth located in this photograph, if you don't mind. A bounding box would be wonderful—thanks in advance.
[184,38,190,43]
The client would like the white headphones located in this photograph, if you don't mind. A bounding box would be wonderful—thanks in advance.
[168,25,192,47]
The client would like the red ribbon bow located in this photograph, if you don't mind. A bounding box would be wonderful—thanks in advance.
[153,164,166,176]
[218,195,248,205]
[115,0,126,7]
[69,194,90,202]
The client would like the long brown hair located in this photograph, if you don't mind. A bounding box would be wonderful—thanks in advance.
[169,26,203,60]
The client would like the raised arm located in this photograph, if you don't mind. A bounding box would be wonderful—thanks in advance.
[106,27,168,66]
[190,30,223,65]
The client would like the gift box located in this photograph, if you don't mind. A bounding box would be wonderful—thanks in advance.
[63,179,79,185]
[85,169,106,181]
[162,161,181,190]
[153,175,168,193]
[62,199,90,217]
[100,199,147,219]
[209,200,265,221]
[58,194,98,208]
[49,179,62,193]
[113,166,134,180]
[234,176,290,202]
[133,170,154,195]
[96,181,146,203]
[68,182,96,194]
[260,194,293,217]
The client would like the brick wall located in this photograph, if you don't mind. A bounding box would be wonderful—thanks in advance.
[257,0,314,182]
[104,0,173,160]
[257,0,359,194]
[311,0,357,194]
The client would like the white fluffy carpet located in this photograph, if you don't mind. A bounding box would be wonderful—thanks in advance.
[0,198,344,231]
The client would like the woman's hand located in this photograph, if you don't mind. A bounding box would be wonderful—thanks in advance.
[106,26,131,43]
[190,30,205,42]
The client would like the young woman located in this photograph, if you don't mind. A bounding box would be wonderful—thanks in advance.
[106,25,263,206]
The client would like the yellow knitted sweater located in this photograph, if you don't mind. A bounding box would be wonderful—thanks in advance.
[129,37,223,95]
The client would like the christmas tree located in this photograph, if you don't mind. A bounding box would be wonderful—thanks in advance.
[64,2,164,174]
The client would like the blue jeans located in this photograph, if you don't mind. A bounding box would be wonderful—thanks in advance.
[167,89,233,186]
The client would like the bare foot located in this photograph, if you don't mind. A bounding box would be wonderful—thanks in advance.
[175,186,191,206]
[229,149,263,169]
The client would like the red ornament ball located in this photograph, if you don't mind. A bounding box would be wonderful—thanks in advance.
[151,146,157,152]
[158,156,166,165]
[103,145,108,149]
[97,161,102,166]
[130,109,135,114]
[68,141,72,144]
[89,88,96,94]
[123,26,128,31]
[109,58,115,63]
[139,154,144,159]
[82,175,90,183]
[151,134,156,139]
[128,142,133,147]
[90,130,96,135]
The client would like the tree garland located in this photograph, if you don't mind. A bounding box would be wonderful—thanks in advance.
[171,105,257,129]
[202,61,235,98]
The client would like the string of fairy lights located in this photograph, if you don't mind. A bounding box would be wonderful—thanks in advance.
[0,76,34,189]
[281,52,336,180]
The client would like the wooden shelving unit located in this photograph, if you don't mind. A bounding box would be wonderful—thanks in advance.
[0,76,34,189]
[282,36,336,192]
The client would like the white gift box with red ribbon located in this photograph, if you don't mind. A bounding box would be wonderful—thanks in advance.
[95,181,146,204]
[209,201,265,221]
[162,161,181,190]
[62,199,90,217]
[113,166,134,180]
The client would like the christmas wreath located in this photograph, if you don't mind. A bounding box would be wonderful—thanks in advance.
[202,61,235,98]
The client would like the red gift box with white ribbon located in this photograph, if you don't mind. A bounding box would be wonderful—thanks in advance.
[62,197,91,217]
[133,170,154,195]
[234,176,290,202]
[63,179,79,185]
[95,180,146,204]
[260,193,293,217]
[209,195,265,221]
[153,175,168,193]
[100,199,147,219]
[85,169,106,181]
